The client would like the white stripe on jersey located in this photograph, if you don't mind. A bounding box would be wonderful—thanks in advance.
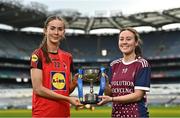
[110,58,122,66]
[138,58,149,68]
[135,86,150,92]
[111,57,149,68]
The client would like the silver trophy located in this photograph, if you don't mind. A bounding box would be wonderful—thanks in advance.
[77,67,106,104]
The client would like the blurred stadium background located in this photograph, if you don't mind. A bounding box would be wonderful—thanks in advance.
[0,0,180,114]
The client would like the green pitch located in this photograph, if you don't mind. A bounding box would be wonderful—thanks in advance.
[0,106,180,117]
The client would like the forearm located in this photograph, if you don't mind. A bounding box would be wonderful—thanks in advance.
[33,85,69,102]
[112,90,145,104]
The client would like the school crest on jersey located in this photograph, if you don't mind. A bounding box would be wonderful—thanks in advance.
[51,71,66,90]
[122,68,128,73]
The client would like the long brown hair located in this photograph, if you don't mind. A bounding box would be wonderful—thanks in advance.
[119,27,143,58]
[39,16,65,63]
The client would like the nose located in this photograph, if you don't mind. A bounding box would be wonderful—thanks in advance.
[54,29,58,34]
[121,39,127,44]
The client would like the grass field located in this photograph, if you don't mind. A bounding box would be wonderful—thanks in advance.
[0,106,180,117]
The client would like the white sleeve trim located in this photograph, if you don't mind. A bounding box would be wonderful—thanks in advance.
[135,86,150,91]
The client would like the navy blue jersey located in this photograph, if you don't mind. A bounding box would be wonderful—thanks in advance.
[110,57,151,117]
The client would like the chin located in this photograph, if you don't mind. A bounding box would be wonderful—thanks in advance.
[123,51,133,55]
[51,40,59,44]
[122,50,130,54]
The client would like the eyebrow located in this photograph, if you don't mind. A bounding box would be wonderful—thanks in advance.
[49,25,63,28]
[120,36,133,38]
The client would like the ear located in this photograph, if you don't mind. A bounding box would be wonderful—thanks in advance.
[135,41,139,47]
[62,35,65,39]
[62,29,65,38]
[43,28,47,35]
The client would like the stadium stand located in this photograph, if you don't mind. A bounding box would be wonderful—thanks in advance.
[0,0,180,109]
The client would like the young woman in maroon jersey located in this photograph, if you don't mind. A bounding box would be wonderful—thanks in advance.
[30,16,81,117]
[98,27,151,118]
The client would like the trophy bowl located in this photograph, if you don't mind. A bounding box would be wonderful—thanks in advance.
[77,67,106,104]
[83,67,100,82]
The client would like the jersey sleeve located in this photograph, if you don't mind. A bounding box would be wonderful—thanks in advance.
[108,66,113,84]
[69,54,74,73]
[134,66,151,92]
[30,50,42,70]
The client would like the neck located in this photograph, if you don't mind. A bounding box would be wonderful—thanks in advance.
[47,41,59,53]
[123,53,136,63]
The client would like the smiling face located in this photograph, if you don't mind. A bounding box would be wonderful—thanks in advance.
[118,30,138,56]
[44,19,65,45]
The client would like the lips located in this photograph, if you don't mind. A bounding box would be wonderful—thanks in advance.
[121,46,129,50]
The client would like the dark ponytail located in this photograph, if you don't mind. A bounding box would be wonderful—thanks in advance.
[39,36,51,63]
[135,45,142,59]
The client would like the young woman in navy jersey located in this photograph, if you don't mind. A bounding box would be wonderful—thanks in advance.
[98,27,151,118]
[30,16,81,117]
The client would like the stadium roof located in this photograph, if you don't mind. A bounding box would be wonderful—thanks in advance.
[1,0,180,34]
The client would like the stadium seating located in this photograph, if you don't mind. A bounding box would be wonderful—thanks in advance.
[1,28,180,109]
[1,30,180,60]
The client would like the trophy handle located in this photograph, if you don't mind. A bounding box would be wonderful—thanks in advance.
[77,69,84,102]
[98,67,106,96]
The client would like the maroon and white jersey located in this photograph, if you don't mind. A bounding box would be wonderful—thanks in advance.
[110,57,151,118]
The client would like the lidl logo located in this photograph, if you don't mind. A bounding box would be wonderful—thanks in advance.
[31,54,38,62]
[51,72,66,90]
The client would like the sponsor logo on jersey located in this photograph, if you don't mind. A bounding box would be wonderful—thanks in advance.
[31,54,38,62]
[51,72,66,90]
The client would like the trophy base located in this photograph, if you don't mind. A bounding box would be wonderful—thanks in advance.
[81,93,99,104]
